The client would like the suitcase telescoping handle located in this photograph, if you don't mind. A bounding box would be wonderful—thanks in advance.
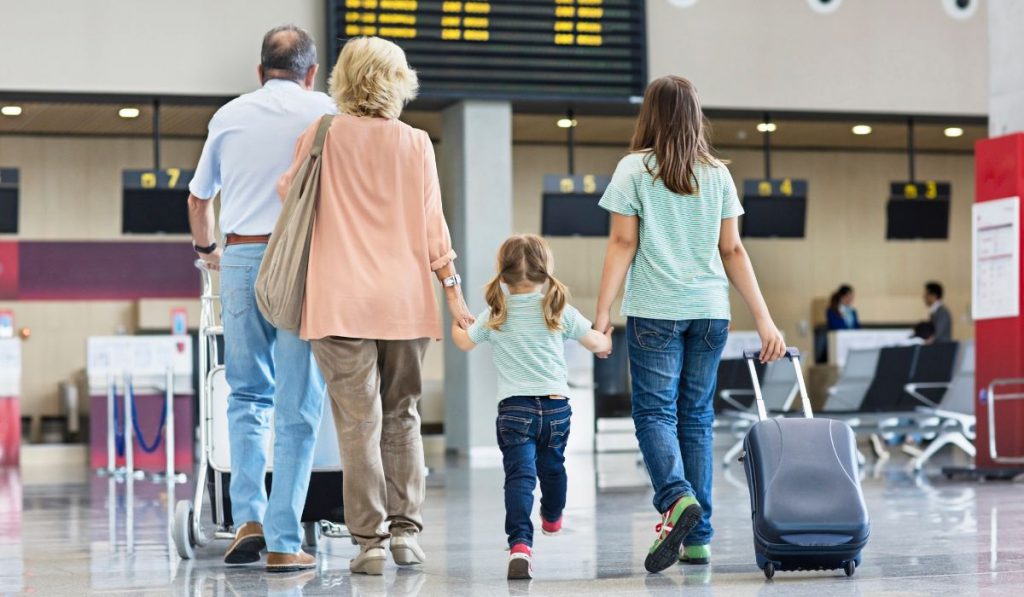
[742,347,814,421]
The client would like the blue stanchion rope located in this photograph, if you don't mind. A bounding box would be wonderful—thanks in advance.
[127,377,168,454]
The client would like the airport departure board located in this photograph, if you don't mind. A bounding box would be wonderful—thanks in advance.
[327,0,647,101]
[0,169,18,234]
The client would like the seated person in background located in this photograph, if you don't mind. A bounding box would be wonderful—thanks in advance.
[910,321,936,345]
[924,281,952,342]
[826,284,861,330]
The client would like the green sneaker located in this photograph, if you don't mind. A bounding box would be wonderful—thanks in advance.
[679,544,710,565]
[644,495,703,573]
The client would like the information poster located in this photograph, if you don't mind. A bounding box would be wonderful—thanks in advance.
[973,196,1020,320]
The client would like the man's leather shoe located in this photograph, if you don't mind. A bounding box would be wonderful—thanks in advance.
[224,522,265,565]
[266,550,317,573]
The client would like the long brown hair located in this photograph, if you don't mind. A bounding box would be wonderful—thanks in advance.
[484,234,568,332]
[630,75,720,195]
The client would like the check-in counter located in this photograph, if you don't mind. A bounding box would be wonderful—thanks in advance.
[828,329,914,367]
[86,335,193,472]
[0,339,21,466]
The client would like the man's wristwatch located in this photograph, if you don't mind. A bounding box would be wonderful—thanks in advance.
[193,241,218,255]
[442,274,462,288]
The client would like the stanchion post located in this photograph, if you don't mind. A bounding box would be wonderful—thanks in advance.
[106,374,115,474]
[165,366,175,485]
[123,373,134,481]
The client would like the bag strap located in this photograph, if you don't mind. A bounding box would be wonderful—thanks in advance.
[309,115,335,158]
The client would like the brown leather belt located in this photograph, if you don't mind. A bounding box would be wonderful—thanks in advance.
[225,233,271,246]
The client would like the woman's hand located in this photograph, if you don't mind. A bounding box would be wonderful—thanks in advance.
[756,320,787,363]
[446,288,475,330]
[593,311,614,359]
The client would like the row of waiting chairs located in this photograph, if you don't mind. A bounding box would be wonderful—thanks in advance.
[716,341,975,471]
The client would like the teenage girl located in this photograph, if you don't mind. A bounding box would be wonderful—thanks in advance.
[452,234,612,579]
[594,76,787,574]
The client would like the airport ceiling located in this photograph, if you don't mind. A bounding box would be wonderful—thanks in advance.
[0,100,985,153]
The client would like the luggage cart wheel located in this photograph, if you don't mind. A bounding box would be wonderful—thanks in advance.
[173,500,197,560]
[763,562,775,579]
[302,521,321,551]
[844,561,856,577]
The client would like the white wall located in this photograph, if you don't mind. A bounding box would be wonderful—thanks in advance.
[0,0,325,96]
[647,0,988,115]
[1,0,988,116]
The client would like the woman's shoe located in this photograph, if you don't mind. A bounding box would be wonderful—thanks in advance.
[644,495,703,574]
[350,547,387,576]
[679,544,711,565]
[390,534,426,566]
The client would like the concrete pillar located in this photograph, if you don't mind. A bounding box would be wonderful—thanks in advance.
[988,0,1024,135]
[439,101,513,457]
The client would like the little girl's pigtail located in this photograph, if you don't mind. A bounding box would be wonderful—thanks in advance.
[485,274,508,331]
[543,273,569,331]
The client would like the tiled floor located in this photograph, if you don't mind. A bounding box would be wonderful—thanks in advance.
[2,446,1023,596]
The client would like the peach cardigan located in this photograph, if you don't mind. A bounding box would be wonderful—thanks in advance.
[277,114,455,341]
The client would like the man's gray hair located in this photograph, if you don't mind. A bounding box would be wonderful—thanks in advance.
[261,25,318,81]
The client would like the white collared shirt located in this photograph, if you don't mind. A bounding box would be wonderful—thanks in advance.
[189,79,336,235]
[929,300,943,315]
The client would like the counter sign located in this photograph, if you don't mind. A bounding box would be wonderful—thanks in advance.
[122,168,194,235]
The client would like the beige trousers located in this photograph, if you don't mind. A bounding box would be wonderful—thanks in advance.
[311,336,430,548]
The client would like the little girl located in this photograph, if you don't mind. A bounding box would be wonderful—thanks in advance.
[452,234,612,580]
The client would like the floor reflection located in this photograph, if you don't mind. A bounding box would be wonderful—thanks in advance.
[1,447,1023,595]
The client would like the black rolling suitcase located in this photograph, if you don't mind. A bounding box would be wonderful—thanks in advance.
[740,348,869,579]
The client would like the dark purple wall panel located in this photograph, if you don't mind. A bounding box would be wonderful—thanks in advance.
[18,242,199,300]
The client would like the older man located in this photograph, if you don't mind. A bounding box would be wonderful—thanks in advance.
[187,25,335,572]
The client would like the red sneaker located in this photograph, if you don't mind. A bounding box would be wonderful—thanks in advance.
[541,516,563,536]
[508,543,533,579]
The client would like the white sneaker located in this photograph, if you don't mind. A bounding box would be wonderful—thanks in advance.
[390,534,426,566]
[350,547,387,576]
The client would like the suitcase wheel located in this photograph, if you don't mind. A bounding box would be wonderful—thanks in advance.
[844,561,856,577]
[763,562,775,579]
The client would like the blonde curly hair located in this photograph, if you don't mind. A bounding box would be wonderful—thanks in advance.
[329,37,418,119]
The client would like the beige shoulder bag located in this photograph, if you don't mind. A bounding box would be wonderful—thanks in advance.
[255,114,334,331]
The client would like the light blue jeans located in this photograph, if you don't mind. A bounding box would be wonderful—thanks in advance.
[220,243,326,554]
[627,317,729,547]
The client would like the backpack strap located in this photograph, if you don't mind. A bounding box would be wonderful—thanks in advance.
[310,114,335,158]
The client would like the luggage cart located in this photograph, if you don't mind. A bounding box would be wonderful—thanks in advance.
[173,261,347,559]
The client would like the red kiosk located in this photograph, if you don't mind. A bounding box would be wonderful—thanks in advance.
[963,133,1024,478]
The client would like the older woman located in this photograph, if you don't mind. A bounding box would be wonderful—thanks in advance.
[278,37,473,576]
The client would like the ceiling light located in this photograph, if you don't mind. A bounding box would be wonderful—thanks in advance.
[556,118,578,129]
[756,122,777,133]
[0,106,22,117]
[944,126,964,138]
[118,107,140,119]
[851,124,872,135]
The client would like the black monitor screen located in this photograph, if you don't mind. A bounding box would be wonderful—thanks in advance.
[0,188,17,233]
[886,199,949,240]
[542,193,610,237]
[741,196,807,238]
[123,189,191,234]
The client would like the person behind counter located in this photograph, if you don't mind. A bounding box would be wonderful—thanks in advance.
[826,284,861,330]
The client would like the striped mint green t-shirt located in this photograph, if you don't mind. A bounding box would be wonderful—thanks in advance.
[467,293,592,401]
[599,152,744,321]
